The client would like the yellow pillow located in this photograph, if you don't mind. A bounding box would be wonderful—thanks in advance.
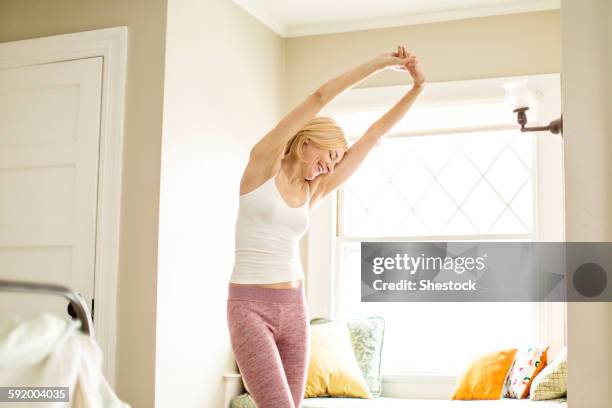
[451,348,518,400]
[305,321,373,398]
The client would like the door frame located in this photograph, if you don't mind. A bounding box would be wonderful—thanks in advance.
[0,27,128,386]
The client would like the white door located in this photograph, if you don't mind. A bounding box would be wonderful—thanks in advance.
[0,57,103,323]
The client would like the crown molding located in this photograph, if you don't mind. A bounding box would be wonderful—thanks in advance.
[232,0,288,37]
[232,0,560,38]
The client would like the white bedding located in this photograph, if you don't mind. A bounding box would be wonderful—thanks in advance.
[301,397,567,408]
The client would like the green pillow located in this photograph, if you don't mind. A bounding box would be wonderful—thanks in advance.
[230,392,254,408]
[529,346,567,400]
[310,316,385,397]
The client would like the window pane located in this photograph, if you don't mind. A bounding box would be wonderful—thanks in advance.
[337,244,536,375]
[340,129,534,238]
[333,100,540,376]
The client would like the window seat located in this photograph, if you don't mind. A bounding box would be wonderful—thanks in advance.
[230,392,567,408]
[223,372,567,408]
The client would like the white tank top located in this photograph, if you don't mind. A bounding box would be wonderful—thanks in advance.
[229,173,310,284]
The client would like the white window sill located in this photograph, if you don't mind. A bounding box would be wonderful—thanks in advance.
[383,373,457,384]
[382,374,458,399]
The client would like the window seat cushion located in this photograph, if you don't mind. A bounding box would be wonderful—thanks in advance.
[301,396,567,407]
[230,392,567,408]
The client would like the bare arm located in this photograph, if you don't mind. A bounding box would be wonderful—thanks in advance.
[249,52,412,160]
[310,49,426,206]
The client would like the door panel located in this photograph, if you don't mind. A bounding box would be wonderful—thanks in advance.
[0,57,102,323]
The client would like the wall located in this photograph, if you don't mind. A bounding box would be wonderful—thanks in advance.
[561,0,612,406]
[155,0,284,406]
[609,4,612,401]
[0,2,167,408]
[285,11,561,106]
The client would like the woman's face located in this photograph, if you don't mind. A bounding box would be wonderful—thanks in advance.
[301,139,346,181]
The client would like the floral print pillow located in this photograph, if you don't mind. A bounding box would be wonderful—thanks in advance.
[503,344,549,399]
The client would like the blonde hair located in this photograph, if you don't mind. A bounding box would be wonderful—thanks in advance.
[284,116,348,162]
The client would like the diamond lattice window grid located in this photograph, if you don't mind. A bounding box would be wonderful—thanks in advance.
[340,129,534,238]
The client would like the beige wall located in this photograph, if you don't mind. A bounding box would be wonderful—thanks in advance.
[285,11,561,106]
[609,0,612,258]
[0,1,167,408]
[155,0,284,406]
[609,4,612,401]
[562,0,612,406]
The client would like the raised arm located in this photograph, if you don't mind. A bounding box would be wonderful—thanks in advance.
[249,51,413,160]
[310,48,426,207]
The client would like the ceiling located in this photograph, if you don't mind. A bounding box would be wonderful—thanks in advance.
[231,0,560,37]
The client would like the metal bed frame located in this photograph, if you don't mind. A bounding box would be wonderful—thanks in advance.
[0,280,94,337]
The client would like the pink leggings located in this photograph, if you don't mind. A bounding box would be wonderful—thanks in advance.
[226,284,310,408]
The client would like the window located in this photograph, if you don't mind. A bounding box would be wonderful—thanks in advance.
[307,74,565,379]
[337,129,534,238]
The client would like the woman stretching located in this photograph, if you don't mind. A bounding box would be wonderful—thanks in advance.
[226,45,425,408]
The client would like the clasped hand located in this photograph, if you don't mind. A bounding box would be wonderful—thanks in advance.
[377,45,426,87]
